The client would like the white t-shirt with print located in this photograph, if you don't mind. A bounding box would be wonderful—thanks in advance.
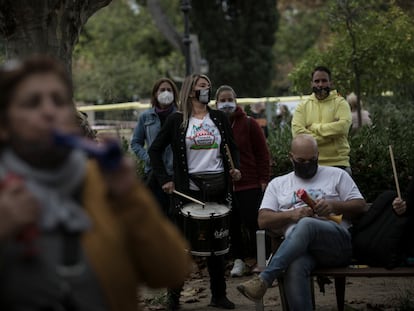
[260,166,363,236]
[186,114,224,189]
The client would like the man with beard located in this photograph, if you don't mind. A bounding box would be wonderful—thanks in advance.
[237,134,366,311]
[292,66,352,174]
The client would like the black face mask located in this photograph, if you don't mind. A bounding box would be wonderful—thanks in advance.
[195,89,211,104]
[293,159,318,179]
[312,86,330,100]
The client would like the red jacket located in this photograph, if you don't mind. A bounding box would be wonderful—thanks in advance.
[230,106,270,191]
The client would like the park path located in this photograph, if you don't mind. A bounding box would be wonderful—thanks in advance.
[140,261,414,311]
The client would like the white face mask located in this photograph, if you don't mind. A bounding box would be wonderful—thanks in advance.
[217,101,236,113]
[157,91,174,105]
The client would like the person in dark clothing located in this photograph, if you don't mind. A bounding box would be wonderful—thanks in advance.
[130,78,179,216]
[391,179,414,257]
[215,85,270,277]
[149,74,241,310]
[248,102,268,138]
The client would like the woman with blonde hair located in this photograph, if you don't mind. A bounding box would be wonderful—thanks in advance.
[149,74,241,310]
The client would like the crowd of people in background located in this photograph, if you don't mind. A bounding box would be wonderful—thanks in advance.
[1,55,413,311]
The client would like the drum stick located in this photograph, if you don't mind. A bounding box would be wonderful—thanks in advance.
[389,145,401,199]
[224,144,235,170]
[173,190,205,206]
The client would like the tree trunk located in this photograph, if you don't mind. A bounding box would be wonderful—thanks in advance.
[0,0,112,73]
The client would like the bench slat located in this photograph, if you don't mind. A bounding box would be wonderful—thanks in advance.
[313,266,414,277]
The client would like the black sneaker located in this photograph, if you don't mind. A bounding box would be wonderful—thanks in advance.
[208,296,235,309]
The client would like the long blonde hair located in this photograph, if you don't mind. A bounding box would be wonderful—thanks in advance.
[179,74,212,128]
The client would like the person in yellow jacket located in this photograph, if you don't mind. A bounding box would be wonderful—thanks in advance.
[292,66,352,172]
[0,55,192,311]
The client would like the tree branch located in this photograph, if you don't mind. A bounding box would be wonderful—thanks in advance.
[147,0,184,53]
[343,0,362,128]
[82,0,113,20]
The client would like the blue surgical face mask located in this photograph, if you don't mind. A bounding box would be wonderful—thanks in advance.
[217,102,236,115]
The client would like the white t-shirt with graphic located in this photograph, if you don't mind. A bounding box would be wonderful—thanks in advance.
[260,166,363,236]
[186,114,224,181]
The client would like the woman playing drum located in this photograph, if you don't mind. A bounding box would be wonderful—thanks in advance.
[149,74,241,310]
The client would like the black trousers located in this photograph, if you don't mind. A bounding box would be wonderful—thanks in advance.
[230,188,262,259]
[168,254,226,300]
[187,187,228,298]
[169,183,229,299]
[145,172,172,218]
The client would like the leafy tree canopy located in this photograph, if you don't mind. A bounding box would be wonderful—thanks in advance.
[289,0,414,99]
[272,5,327,95]
[190,0,278,97]
[73,0,184,103]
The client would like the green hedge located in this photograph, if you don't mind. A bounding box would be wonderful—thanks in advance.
[268,97,414,202]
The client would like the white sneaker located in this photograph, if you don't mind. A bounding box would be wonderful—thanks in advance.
[230,259,248,277]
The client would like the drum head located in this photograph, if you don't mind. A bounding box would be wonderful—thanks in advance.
[181,202,230,219]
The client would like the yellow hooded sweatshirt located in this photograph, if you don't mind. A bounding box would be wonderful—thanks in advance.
[292,90,351,167]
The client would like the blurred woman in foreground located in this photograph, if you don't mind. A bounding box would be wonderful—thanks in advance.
[0,55,191,311]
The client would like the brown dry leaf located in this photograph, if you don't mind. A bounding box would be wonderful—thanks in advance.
[181,285,208,304]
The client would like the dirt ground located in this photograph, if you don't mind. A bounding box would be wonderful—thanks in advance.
[140,259,414,311]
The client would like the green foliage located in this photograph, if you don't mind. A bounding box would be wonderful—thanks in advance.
[289,0,414,99]
[267,96,414,202]
[350,97,414,201]
[144,292,167,307]
[190,0,278,97]
[267,126,292,177]
[121,134,145,177]
[272,7,327,94]
[73,0,184,103]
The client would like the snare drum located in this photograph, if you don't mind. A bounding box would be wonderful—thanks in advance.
[180,203,230,256]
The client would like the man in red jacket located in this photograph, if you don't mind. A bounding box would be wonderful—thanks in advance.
[215,85,271,276]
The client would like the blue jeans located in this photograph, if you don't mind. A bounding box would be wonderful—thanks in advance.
[260,218,352,311]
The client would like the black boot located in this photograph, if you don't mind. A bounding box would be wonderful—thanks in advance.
[208,296,235,309]
[166,288,181,311]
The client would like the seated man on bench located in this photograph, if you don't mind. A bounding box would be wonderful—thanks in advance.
[237,134,366,311]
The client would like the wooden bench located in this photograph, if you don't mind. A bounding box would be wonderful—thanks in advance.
[255,230,414,311]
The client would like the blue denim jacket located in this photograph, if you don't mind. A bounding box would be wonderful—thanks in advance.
[130,107,175,176]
